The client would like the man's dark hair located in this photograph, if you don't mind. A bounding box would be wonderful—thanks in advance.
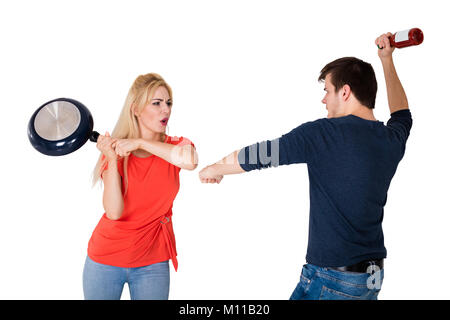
[318,57,377,109]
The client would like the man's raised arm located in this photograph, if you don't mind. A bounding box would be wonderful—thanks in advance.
[376,32,409,114]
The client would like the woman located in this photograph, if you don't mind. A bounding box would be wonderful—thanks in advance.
[83,73,198,300]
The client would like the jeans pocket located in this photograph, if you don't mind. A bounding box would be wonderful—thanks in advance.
[289,267,315,300]
[319,285,364,300]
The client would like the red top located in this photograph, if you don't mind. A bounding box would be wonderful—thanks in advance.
[87,135,195,271]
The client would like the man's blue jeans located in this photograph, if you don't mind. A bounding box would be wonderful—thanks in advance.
[83,256,170,300]
[289,264,384,300]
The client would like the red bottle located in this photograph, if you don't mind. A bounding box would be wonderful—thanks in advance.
[389,28,424,48]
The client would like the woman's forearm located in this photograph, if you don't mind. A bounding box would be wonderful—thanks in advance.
[139,139,198,170]
[102,159,124,220]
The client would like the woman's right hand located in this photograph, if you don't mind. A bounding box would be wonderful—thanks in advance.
[96,131,117,161]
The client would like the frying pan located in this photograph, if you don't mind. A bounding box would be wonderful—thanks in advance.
[27,98,100,156]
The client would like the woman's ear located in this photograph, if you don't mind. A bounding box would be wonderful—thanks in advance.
[131,103,140,117]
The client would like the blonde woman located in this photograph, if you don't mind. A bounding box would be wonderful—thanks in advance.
[83,73,197,300]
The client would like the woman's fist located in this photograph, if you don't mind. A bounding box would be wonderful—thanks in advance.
[112,139,141,157]
[96,131,117,160]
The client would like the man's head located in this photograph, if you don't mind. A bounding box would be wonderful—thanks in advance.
[318,57,377,118]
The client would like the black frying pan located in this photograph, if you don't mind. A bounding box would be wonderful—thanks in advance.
[27,98,100,156]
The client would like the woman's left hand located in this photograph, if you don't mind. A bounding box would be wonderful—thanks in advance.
[112,139,142,157]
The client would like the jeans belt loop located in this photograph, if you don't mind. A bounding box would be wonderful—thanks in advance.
[329,259,384,273]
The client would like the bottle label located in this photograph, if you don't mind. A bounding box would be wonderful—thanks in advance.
[395,29,410,43]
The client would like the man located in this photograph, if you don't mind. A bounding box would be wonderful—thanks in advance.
[198,32,412,300]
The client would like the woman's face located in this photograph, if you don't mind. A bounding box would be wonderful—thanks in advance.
[136,86,172,134]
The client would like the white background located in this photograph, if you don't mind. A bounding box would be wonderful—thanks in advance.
[0,0,448,300]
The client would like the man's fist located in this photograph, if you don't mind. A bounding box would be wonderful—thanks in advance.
[375,32,395,60]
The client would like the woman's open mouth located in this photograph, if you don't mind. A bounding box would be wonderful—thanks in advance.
[160,118,169,126]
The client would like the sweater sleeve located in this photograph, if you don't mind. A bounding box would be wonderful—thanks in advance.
[386,109,413,145]
[238,124,308,172]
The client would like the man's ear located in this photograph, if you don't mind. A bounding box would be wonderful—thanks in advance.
[342,84,352,101]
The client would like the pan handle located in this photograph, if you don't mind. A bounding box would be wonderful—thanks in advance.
[89,131,100,143]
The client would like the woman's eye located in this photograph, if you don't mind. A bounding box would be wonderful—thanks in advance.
[152,101,160,106]
[167,102,173,107]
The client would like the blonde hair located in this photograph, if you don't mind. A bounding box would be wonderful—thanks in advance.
[92,73,173,195]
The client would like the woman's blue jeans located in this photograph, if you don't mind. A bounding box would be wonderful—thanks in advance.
[289,264,384,300]
[83,256,170,300]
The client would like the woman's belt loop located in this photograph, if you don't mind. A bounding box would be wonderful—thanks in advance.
[159,215,178,271]
[160,216,170,224]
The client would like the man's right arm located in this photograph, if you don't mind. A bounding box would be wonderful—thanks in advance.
[376,32,409,114]
[381,57,409,114]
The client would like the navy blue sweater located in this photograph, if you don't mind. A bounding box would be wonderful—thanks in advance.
[238,109,412,267]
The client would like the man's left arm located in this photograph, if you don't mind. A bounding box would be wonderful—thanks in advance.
[198,125,308,183]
